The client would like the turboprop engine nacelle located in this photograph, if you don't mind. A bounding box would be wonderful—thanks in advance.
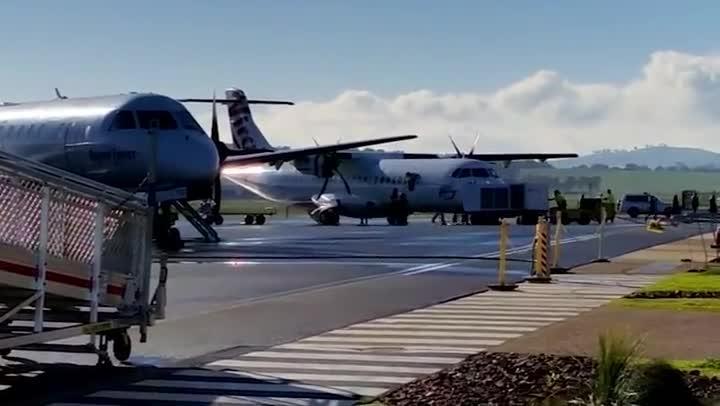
[293,155,333,177]
[309,193,381,225]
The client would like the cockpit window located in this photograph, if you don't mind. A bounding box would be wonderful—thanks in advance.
[176,110,204,132]
[452,167,500,178]
[137,111,178,130]
[110,110,136,130]
[472,168,489,177]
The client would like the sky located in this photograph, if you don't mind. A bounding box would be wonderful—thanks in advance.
[2,1,720,155]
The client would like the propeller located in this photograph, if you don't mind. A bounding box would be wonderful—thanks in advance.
[55,88,67,100]
[448,133,480,158]
[210,92,223,221]
[316,152,352,197]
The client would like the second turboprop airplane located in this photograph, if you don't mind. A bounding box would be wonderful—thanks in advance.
[0,89,417,248]
[187,88,578,226]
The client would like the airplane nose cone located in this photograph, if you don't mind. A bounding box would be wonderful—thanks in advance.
[157,133,220,185]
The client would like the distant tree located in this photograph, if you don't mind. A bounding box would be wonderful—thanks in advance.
[591,164,609,170]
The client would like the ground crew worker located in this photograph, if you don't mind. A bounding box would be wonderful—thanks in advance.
[711,193,718,214]
[646,195,658,221]
[692,193,700,214]
[398,193,409,225]
[549,190,567,223]
[672,194,681,215]
[603,189,616,223]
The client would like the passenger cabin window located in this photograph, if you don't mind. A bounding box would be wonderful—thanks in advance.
[137,111,178,130]
[111,110,137,130]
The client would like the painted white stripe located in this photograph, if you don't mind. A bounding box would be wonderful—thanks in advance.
[325,329,522,339]
[429,305,595,312]
[391,314,566,322]
[87,390,359,405]
[403,263,456,275]
[236,351,463,364]
[456,298,610,305]
[254,372,411,385]
[135,379,371,396]
[208,360,440,375]
[273,343,486,354]
[477,293,621,300]
[522,286,634,296]
[173,369,418,384]
[300,336,506,346]
[412,309,581,316]
[516,286,634,292]
[374,317,551,326]
[349,323,538,332]
[173,369,284,381]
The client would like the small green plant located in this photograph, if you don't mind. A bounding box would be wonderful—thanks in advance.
[589,331,643,405]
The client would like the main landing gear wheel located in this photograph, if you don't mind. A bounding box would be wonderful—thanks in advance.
[166,227,183,250]
[255,214,266,225]
[319,211,339,226]
[244,215,255,225]
[204,213,224,226]
[157,227,184,251]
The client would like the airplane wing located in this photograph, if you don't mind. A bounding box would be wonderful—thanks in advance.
[395,152,578,161]
[178,98,294,105]
[221,135,418,167]
[465,153,578,161]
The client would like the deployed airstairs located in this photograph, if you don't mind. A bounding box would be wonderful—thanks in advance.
[0,150,163,365]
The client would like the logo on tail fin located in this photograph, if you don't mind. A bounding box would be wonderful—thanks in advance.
[225,88,273,152]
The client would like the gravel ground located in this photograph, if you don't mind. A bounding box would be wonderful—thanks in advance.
[378,352,720,406]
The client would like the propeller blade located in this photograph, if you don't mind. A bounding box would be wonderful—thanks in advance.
[448,135,462,158]
[468,132,480,155]
[336,169,352,195]
[210,90,220,144]
[312,137,320,147]
[213,175,222,216]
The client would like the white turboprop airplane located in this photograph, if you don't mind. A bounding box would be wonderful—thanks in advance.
[0,88,417,249]
[188,88,578,226]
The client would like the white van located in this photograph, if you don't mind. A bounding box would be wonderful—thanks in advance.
[619,193,670,218]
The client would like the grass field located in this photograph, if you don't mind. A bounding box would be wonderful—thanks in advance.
[614,298,720,312]
[613,269,720,312]
[639,269,720,293]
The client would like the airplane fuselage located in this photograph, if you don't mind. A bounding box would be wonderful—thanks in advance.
[0,94,219,199]
[224,154,506,220]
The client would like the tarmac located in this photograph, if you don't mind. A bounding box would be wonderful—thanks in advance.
[0,214,707,405]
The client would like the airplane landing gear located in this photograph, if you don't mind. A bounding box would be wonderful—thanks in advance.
[154,205,184,251]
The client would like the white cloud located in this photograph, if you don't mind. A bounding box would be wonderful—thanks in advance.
[190,50,720,155]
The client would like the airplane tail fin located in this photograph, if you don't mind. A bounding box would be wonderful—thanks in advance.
[225,88,274,152]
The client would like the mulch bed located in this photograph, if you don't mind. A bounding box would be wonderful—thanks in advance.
[625,291,720,299]
[378,352,720,406]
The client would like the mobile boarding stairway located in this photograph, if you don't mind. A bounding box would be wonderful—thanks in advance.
[0,150,164,366]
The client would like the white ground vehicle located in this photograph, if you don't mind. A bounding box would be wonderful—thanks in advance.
[619,193,671,218]
[461,183,549,225]
[0,150,163,365]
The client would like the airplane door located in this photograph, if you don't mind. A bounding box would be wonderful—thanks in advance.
[63,122,100,176]
[460,182,482,211]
